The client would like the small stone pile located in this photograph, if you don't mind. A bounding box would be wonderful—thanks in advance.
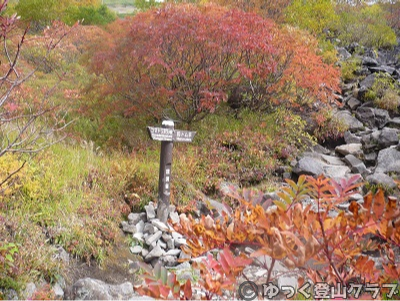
[120,202,190,267]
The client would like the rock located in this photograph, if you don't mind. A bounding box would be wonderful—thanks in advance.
[145,231,162,246]
[141,248,149,258]
[53,283,64,300]
[337,47,351,61]
[369,65,396,75]
[335,110,364,131]
[55,246,70,263]
[132,232,144,243]
[171,231,183,240]
[388,117,400,128]
[344,131,362,144]
[145,245,165,262]
[144,203,156,220]
[136,220,145,233]
[361,130,380,152]
[127,212,146,225]
[375,147,400,174]
[347,97,361,110]
[179,251,191,261]
[157,240,167,249]
[175,238,187,248]
[143,223,155,235]
[374,109,390,129]
[360,73,376,88]
[293,156,325,176]
[159,255,178,267]
[366,173,397,189]
[378,128,399,148]
[151,219,169,232]
[323,165,351,181]
[364,152,377,165]
[335,143,363,157]
[169,211,180,224]
[362,57,379,67]
[120,221,136,234]
[165,249,181,256]
[130,245,143,254]
[344,154,369,176]
[23,282,37,300]
[356,107,375,128]
[72,278,135,300]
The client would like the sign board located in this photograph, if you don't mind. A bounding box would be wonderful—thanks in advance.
[147,126,196,143]
[147,120,196,223]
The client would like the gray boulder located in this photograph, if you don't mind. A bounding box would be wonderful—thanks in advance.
[72,278,135,300]
[375,147,400,174]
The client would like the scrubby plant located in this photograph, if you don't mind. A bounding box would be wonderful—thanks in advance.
[365,73,400,112]
[340,58,362,83]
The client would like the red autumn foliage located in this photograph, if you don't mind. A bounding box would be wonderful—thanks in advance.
[90,4,340,124]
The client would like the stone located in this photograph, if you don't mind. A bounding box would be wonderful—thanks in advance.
[378,128,399,148]
[132,232,144,243]
[344,131,362,144]
[179,251,191,260]
[344,154,370,175]
[144,203,156,220]
[120,221,136,234]
[347,97,361,110]
[320,154,346,166]
[369,65,396,75]
[360,73,376,89]
[136,220,145,233]
[293,156,325,176]
[337,47,351,61]
[145,231,163,246]
[143,223,155,235]
[130,245,143,254]
[53,283,64,300]
[55,246,70,263]
[323,165,351,181]
[23,282,37,300]
[364,152,377,165]
[159,255,178,267]
[151,219,169,232]
[374,109,390,129]
[145,245,165,262]
[165,249,181,256]
[356,107,375,128]
[366,173,397,189]
[141,248,149,258]
[157,240,167,249]
[174,238,187,248]
[335,143,363,157]
[375,147,400,174]
[72,278,134,300]
[171,231,183,240]
[388,117,400,128]
[169,211,180,224]
[362,57,379,67]
[127,212,146,225]
[335,110,364,131]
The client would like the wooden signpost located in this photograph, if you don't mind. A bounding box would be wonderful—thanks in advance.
[147,120,196,223]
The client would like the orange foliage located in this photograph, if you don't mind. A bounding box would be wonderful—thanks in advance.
[138,175,400,299]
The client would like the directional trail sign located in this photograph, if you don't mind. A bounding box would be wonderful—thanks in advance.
[147,126,196,142]
[147,120,196,223]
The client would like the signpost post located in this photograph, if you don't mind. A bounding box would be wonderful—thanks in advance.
[147,120,196,223]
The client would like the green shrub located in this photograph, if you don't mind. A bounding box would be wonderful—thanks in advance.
[365,73,400,112]
[64,5,116,26]
[340,58,362,83]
